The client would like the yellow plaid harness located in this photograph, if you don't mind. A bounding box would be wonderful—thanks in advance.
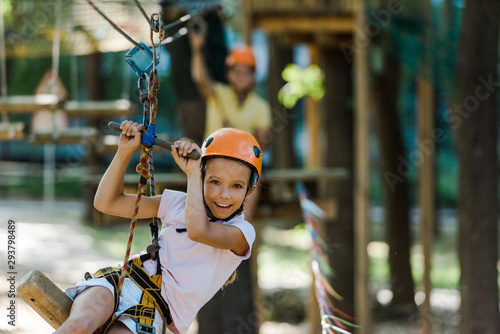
[86,254,173,334]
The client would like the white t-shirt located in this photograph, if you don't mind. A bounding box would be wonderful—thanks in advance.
[140,189,256,334]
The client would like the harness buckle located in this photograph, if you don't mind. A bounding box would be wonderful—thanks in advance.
[137,323,155,334]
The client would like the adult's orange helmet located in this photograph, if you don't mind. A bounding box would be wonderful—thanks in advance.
[201,127,262,185]
[225,46,256,69]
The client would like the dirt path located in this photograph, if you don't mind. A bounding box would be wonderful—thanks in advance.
[0,200,119,334]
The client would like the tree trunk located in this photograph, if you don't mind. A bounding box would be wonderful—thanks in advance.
[372,54,416,311]
[456,1,500,333]
[319,47,355,329]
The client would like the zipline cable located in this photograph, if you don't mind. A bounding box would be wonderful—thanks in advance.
[133,0,158,32]
[85,0,149,56]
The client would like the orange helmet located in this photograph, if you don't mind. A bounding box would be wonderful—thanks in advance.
[202,127,262,185]
[225,46,256,69]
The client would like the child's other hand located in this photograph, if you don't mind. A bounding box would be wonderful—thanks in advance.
[118,120,144,153]
[171,140,201,176]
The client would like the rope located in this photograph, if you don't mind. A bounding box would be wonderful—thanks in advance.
[296,182,358,334]
[117,66,160,296]
[117,169,148,296]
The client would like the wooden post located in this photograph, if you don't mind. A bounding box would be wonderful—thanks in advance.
[417,1,435,332]
[417,78,434,334]
[353,2,371,333]
[306,46,321,168]
[18,270,73,329]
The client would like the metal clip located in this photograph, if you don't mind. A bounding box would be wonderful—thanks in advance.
[125,42,159,79]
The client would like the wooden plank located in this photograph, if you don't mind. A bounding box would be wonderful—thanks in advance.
[0,122,24,140]
[18,270,72,330]
[264,167,349,181]
[64,99,135,118]
[29,127,99,145]
[0,96,134,118]
[0,95,61,113]
[249,0,355,13]
[251,14,355,35]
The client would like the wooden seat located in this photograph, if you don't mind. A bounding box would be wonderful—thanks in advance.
[18,270,72,330]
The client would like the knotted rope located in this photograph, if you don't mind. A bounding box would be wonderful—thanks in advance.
[117,68,160,296]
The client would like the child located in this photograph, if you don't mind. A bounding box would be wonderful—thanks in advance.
[55,120,262,334]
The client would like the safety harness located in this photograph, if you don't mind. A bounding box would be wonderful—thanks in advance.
[86,254,173,334]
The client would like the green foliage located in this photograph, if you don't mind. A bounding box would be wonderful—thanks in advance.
[278,64,325,109]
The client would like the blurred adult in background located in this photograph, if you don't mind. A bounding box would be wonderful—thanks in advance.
[189,22,271,219]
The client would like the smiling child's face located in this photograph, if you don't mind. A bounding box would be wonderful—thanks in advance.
[203,158,252,220]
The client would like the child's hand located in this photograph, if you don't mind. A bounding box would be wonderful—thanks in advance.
[171,140,201,176]
[118,120,144,153]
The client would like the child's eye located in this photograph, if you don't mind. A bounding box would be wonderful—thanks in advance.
[233,184,243,189]
[210,180,220,185]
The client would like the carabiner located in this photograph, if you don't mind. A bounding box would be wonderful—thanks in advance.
[150,14,162,67]
[125,42,159,79]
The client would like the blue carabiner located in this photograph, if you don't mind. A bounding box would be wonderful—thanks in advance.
[141,124,156,148]
[125,42,159,79]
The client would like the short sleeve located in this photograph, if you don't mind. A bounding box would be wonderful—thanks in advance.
[225,219,256,260]
[157,189,187,224]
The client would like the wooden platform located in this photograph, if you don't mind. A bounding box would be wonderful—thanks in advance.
[0,97,135,117]
[0,94,61,113]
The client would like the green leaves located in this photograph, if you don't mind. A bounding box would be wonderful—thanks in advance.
[278,64,325,109]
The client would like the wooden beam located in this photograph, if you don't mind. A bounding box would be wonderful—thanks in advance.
[417,2,435,333]
[251,14,354,35]
[64,99,135,118]
[306,46,321,169]
[0,95,61,113]
[353,2,372,333]
[18,270,72,330]
[0,122,24,140]
[418,77,435,334]
[29,127,99,145]
[0,96,135,118]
